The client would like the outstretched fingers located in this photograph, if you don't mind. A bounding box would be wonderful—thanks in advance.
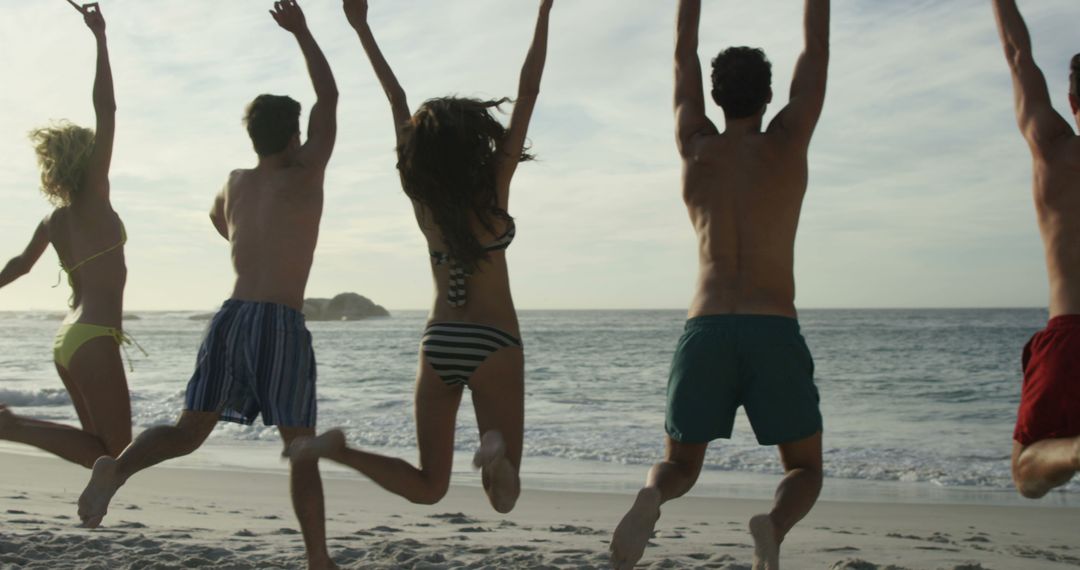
[269,0,306,32]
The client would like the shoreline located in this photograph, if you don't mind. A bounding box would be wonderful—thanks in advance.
[1,451,1077,569]
[2,441,1073,510]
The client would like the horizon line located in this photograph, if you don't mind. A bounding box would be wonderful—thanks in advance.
[0,306,1051,313]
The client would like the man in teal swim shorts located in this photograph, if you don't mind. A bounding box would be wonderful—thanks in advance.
[610,1,829,569]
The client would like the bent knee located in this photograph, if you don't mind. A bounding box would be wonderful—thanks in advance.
[1012,465,1050,499]
[409,477,450,505]
[1014,477,1049,500]
[780,460,824,479]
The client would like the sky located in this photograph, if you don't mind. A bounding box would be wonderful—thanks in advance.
[0,0,1077,312]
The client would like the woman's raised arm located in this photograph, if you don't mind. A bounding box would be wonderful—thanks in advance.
[345,0,412,144]
[495,0,553,205]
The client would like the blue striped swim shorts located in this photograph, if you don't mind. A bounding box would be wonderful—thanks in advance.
[184,299,317,427]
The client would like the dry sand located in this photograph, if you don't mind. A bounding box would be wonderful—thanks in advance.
[1,451,1077,569]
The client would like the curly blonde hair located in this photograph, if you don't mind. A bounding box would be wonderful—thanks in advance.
[29,121,96,206]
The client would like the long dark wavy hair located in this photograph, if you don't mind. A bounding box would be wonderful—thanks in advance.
[397,97,533,273]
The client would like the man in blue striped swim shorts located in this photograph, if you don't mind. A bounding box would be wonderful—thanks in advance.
[77,2,343,568]
[184,299,317,428]
[611,1,830,569]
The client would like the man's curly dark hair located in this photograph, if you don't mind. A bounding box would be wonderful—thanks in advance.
[711,47,773,119]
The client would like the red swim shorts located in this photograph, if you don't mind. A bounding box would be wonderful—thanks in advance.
[1014,315,1080,446]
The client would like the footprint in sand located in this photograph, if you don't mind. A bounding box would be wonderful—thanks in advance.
[429,512,478,525]
[655,530,685,539]
[8,518,47,525]
[712,542,752,549]
[548,524,604,535]
[828,560,880,570]
[368,525,402,533]
[887,532,953,543]
[458,526,491,533]
[687,552,736,562]
[1010,545,1080,564]
[156,532,193,540]
[272,528,300,535]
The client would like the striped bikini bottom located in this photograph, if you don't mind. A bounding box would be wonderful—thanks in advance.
[421,322,523,386]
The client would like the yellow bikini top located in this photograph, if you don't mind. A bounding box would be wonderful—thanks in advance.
[54,221,127,294]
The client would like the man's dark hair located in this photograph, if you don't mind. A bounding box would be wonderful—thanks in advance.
[711,47,772,119]
[243,94,301,156]
[1071,54,1080,97]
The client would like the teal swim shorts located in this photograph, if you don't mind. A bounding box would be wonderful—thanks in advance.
[665,314,822,446]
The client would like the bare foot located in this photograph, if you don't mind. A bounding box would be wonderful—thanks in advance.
[473,430,519,514]
[1072,438,1080,471]
[285,429,346,463]
[78,456,121,528]
[609,487,661,570]
[749,514,780,570]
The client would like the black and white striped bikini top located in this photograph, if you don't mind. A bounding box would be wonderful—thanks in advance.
[430,221,516,308]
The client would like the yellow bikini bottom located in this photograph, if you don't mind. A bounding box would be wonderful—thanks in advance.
[53,323,146,371]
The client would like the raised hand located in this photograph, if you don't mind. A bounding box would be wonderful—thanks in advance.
[270,0,308,34]
[343,0,368,29]
[68,1,106,36]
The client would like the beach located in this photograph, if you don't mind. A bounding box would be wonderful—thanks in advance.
[1,309,1077,568]
[1,450,1077,569]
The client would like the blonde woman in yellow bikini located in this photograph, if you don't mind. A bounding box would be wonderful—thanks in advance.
[0,2,134,468]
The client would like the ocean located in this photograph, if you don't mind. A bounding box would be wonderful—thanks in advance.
[0,308,1075,507]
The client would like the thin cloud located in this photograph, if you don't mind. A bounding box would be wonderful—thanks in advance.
[0,0,1076,310]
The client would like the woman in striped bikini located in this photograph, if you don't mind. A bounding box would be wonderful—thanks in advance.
[0,3,134,468]
[287,0,553,513]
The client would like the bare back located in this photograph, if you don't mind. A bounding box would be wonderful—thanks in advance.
[1033,138,1080,316]
[683,131,807,318]
[222,166,323,311]
[675,0,828,319]
[992,0,1080,317]
[47,204,126,327]
[417,208,519,335]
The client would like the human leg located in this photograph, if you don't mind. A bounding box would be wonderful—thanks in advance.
[1011,438,1080,498]
[610,438,708,570]
[0,336,130,468]
[467,345,524,513]
[280,426,337,570]
[77,410,218,527]
[298,362,463,505]
[749,432,823,570]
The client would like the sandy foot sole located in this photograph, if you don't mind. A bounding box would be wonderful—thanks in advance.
[609,487,661,570]
[284,429,346,463]
[750,513,780,570]
[473,431,519,514]
[78,456,121,528]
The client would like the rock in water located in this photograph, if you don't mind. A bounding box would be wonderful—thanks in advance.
[303,293,390,321]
